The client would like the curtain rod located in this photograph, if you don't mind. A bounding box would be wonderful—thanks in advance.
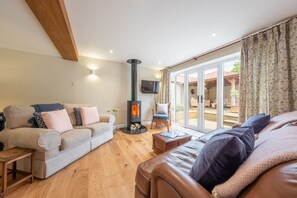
[170,15,296,69]
[242,15,295,40]
[169,39,240,68]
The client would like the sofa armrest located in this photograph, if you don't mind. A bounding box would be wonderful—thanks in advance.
[151,163,211,198]
[99,114,115,124]
[0,128,61,152]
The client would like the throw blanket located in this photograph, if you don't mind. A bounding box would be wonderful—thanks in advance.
[212,127,297,198]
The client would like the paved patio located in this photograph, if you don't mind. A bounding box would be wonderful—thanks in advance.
[175,107,239,130]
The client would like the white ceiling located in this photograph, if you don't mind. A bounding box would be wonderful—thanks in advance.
[1,0,297,68]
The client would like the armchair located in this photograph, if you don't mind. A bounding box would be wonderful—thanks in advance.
[151,103,171,131]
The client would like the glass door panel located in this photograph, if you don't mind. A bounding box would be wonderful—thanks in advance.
[203,68,218,130]
[170,76,175,123]
[223,59,240,128]
[169,53,240,132]
[187,73,198,127]
[175,74,184,125]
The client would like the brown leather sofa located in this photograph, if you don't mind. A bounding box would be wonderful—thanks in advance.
[135,111,297,198]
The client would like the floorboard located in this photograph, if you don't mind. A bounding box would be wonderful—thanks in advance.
[5,125,167,198]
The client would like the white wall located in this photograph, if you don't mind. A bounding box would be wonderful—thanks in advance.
[0,47,160,126]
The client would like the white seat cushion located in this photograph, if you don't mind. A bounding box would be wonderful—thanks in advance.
[75,122,112,137]
[60,129,91,150]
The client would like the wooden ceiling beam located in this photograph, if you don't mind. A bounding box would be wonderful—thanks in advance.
[25,0,78,61]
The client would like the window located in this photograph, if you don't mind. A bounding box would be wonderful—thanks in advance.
[170,53,240,132]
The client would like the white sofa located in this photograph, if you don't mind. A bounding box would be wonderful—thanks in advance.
[0,104,115,179]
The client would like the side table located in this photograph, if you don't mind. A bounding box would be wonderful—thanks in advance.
[0,147,35,197]
[152,132,192,154]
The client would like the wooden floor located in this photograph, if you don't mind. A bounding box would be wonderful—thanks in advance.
[5,125,166,198]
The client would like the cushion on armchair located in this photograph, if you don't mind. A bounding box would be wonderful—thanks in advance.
[153,113,169,120]
[156,103,169,114]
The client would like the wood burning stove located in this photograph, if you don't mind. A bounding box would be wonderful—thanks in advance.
[127,100,141,127]
[120,59,148,134]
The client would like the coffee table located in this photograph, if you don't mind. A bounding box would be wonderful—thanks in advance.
[152,132,192,154]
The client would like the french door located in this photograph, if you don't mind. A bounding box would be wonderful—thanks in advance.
[186,66,222,131]
[170,55,240,132]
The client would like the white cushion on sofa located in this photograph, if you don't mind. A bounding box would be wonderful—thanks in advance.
[80,106,100,126]
[63,103,90,125]
[41,109,73,133]
[60,129,91,150]
[3,105,35,129]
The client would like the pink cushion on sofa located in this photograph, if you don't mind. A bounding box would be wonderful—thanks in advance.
[80,106,100,126]
[41,109,73,133]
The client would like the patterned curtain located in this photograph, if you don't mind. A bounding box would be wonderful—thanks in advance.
[158,68,170,103]
[239,17,297,122]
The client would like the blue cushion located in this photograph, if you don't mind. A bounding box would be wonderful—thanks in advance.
[29,103,64,128]
[242,113,270,134]
[33,112,47,128]
[198,127,228,143]
[189,126,254,192]
[222,126,255,155]
[73,108,82,126]
[31,103,63,112]
[153,113,168,120]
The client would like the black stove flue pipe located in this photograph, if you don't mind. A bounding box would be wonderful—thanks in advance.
[127,59,141,101]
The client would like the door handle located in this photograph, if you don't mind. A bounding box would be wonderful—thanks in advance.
[201,95,204,103]
[197,95,200,103]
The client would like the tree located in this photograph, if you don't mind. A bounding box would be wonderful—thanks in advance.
[231,61,240,73]
[230,89,239,105]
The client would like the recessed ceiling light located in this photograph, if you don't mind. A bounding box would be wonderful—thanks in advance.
[109,50,114,54]
[211,33,217,37]
[158,61,162,65]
